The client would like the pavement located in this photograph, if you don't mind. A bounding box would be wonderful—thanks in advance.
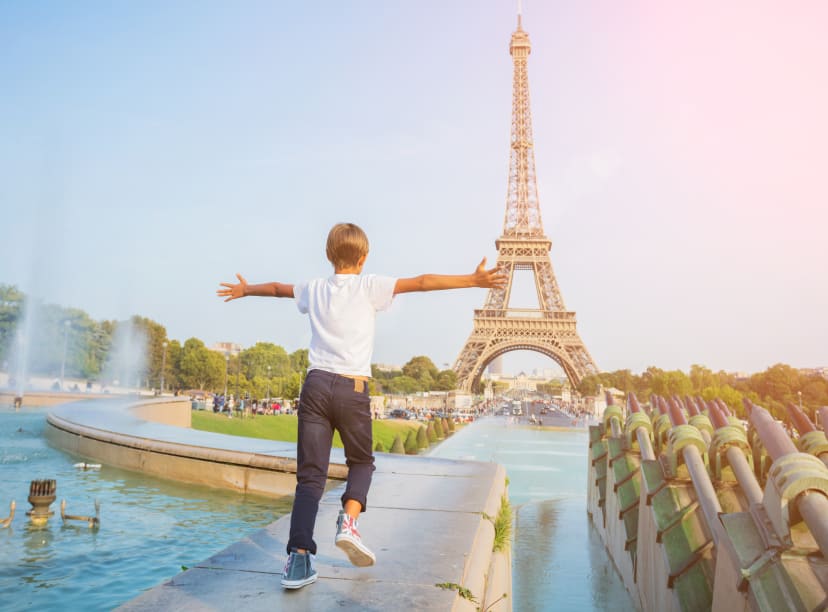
[45,397,511,611]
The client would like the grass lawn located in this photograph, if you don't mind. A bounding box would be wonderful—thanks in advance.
[191,411,425,451]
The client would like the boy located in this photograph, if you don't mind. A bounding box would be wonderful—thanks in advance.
[217,222,505,590]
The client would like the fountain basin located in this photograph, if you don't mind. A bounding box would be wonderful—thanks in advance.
[45,397,347,498]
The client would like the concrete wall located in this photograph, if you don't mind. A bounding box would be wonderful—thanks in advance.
[129,397,191,428]
[45,398,346,498]
[1,391,89,407]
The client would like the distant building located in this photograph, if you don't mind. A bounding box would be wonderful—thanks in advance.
[800,367,828,379]
[486,371,549,392]
[488,356,504,376]
[210,342,242,357]
[373,363,401,373]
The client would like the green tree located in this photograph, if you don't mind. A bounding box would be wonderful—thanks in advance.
[383,375,421,395]
[290,349,309,375]
[0,285,24,363]
[433,369,458,391]
[402,356,439,386]
[179,338,224,390]
[689,364,715,392]
[577,374,602,396]
[750,364,800,406]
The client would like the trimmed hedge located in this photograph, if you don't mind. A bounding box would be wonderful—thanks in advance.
[390,434,405,454]
[404,429,419,454]
[417,425,429,450]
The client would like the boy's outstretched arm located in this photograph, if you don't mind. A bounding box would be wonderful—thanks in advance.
[217,273,294,302]
[393,258,507,295]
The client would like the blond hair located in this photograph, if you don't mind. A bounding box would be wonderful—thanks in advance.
[326,223,369,269]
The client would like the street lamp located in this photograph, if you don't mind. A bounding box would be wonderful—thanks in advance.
[236,355,241,404]
[224,355,229,398]
[267,365,272,404]
[798,390,803,411]
[160,341,168,394]
[60,320,70,390]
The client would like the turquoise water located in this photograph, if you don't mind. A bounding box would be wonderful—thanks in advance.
[430,417,635,611]
[0,409,291,611]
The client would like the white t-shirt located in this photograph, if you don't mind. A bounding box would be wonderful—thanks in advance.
[293,274,397,377]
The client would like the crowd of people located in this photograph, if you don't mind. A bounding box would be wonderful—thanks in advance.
[205,393,292,417]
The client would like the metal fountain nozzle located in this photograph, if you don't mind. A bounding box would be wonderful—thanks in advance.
[26,479,56,525]
[0,500,15,528]
[60,499,100,528]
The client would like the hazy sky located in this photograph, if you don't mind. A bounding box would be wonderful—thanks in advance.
[2,1,826,377]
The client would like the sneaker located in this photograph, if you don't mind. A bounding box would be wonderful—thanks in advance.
[280,550,318,589]
[335,510,376,567]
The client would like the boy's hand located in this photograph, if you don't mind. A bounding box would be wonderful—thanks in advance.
[473,258,508,289]
[217,273,248,302]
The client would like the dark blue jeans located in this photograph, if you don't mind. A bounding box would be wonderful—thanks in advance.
[287,369,375,555]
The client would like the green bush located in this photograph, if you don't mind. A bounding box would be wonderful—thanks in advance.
[404,429,419,454]
[390,434,405,454]
[492,494,512,553]
[375,440,385,452]
[416,425,429,449]
[434,418,444,439]
[447,417,455,432]
[426,421,437,443]
[441,417,452,435]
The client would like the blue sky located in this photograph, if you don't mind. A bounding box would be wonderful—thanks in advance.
[2,1,827,376]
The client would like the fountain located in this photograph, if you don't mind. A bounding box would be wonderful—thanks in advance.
[101,318,148,392]
[26,479,56,525]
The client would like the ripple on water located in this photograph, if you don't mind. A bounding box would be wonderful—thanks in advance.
[0,410,289,610]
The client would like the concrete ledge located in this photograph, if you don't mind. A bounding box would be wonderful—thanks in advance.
[46,397,345,497]
[45,397,512,610]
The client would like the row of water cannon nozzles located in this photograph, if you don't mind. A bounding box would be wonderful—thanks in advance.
[602,390,828,463]
[601,390,828,556]
[1,478,100,529]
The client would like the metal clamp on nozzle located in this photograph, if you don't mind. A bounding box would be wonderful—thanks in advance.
[709,425,753,482]
[625,411,653,452]
[666,425,709,478]
[796,430,828,460]
[688,414,714,438]
[653,413,672,454]
[603,405,623,436]
[760,452,828,548]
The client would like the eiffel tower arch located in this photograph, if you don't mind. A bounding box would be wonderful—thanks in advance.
[454,15,598,393]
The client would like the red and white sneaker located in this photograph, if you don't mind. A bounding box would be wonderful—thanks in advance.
[335,510,376,567]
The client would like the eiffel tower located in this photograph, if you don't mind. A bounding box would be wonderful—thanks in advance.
[454,13,599,392]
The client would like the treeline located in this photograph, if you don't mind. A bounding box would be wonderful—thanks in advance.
[371,356,457,394]
[578,364,828,422]
[4,284,826,413]
[0,285,309,399]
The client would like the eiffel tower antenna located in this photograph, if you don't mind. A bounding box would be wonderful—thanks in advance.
[453,14,599,392]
